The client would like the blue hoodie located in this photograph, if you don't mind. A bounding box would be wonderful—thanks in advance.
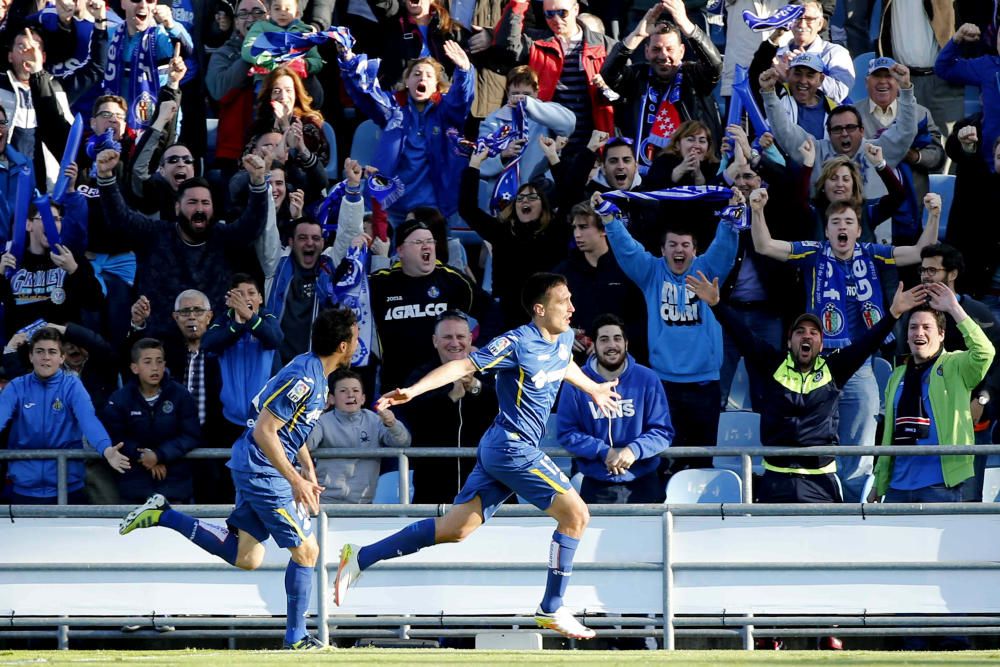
[605,218,738,383]
[0,369,112,497]
[557,353,673,483]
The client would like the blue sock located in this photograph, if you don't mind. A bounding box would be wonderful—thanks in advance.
[284,559,313,645]
[159,509,238,566]
[357,518,436,571]
[540,531,579,613]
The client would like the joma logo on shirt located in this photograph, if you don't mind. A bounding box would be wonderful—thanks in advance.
[588,398,635,419]
[384,303,447,320]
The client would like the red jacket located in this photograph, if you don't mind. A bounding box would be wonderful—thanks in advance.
[495,0,615,134]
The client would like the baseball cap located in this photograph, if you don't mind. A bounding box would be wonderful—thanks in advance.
[395,218,432,244]
[789,313,823,338]
[789,52,825,74]
[867,56,897,76]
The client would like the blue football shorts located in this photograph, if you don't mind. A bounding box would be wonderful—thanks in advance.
[454,426,572,520]
[227,470,313,548]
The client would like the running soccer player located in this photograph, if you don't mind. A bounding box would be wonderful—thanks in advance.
[119,307,359,650]
[334,273,620,639]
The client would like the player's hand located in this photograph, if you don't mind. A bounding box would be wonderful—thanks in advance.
[685,270,720,307]
[292,474,324,514]
[375,387,415,410]
[104,443,131,473]
[588,379,621,418]
[138,448,159,469]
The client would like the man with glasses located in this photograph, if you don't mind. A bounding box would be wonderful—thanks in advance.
[495,0,616,156]
[600,0,723,174]
[207,0,266,176]
[370,217,481,392]
[397,309,498,504]
[894,243,1000,499]
[760,64,919,202]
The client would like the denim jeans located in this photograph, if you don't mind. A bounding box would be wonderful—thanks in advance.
[883,483,964,503]
[836,359,878,503]
[719,305,783,411]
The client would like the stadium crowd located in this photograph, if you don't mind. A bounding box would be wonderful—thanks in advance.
[1,0,1000,519]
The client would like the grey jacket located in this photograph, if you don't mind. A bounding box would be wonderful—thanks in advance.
[306,408,411,504]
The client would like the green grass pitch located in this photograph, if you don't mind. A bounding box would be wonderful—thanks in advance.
[5,650,1000,666]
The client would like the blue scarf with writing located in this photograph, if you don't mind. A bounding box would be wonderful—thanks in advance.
[104,26,160,130]
[809,241,887,349]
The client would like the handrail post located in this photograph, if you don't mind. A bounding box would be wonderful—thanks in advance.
[398,453,411,505]
[741,454,753,504]
[317,510,330,646]
[662,508,674,650]
[57,454,68,505]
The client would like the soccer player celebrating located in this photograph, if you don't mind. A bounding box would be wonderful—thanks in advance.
[335,273,620,640]
[118,307,359,650]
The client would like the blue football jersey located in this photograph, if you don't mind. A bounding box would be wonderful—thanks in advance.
[228,353,329,476]
[469,323,576,446]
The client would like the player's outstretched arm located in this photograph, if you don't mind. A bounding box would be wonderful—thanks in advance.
[564,360,621,417]
[376,358,477,410]
[254,410,324,513]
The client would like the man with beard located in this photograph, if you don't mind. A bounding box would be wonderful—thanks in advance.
[95,148,268,334]
[397,310,498,504]
[557,313,672,503]
[687,270,925,504]
[599,1,723,175]
[760,64,918,201]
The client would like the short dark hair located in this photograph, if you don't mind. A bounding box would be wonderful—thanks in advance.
[92,94,127,117]
[650,20,682,39]
[29,327,62,349]
[229,272,261,291]
[590,313,627,342]
[130,337,165,364]
[521,272,567,314]
[825,199,860,221]
[920,242,964,276]
[569,200,603,231]
[311,307,357,357]
[910,305,947,335]
[661,225,697,249]
[329,367,362,390]
[826,105,863,131]
[176,177,213,201]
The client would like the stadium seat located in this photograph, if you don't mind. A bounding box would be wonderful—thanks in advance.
[321,121,340,182]
[372,470,415,504]
[983,468,1000,502]
[924,174,955,240]
[206,118,218,161]
[726,358,751,411]
[848,52,875,104]
[665,468,743,504]
[349,119,381,167]
[713,410,763,476]
[873,356,893,413]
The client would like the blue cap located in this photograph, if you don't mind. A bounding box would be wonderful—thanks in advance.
[867,56,897,75]
[789,52,825,74]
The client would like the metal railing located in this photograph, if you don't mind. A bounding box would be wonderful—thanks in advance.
[2,443,999,505]
[6,500,1000,650]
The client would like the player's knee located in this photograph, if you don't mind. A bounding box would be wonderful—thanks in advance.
[436,519,476,543]
[235,551,264,571]
[291,539,320,567]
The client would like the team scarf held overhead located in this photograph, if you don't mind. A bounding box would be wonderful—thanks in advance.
[331,244,373,367]
[636,71,683,173]
[248,25,355,71]
[488,101,527,215]
[742,4,805,32]
[596,186,749,229]
[104,26,160,130]
[316,172,405,237]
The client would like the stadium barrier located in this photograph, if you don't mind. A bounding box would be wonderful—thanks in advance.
[4,446,1000,650]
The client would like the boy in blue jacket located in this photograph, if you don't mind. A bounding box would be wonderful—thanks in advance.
[101,338,201,504]
[0,327,128,503]
[201,273,282,442]
[557,313,673,503]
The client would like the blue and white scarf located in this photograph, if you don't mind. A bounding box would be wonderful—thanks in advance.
[743,4,804,32]
[316,172,405,236]
[104,26,160,130]
[597,185,747,228]
[489,101,526,214]
[809,242,887,349]
[332,244,373,366]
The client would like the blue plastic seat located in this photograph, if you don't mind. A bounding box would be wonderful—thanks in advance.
[321,121,339,182]
[713,411,763,476]
[349,119,381,167]
[873,356,893,413]
[372,470,415,504]
[848,51,876,104]
[665,468,743,504]
[924,174,955,240]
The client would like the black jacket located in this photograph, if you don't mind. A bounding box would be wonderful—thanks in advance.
[100,378,200,503]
